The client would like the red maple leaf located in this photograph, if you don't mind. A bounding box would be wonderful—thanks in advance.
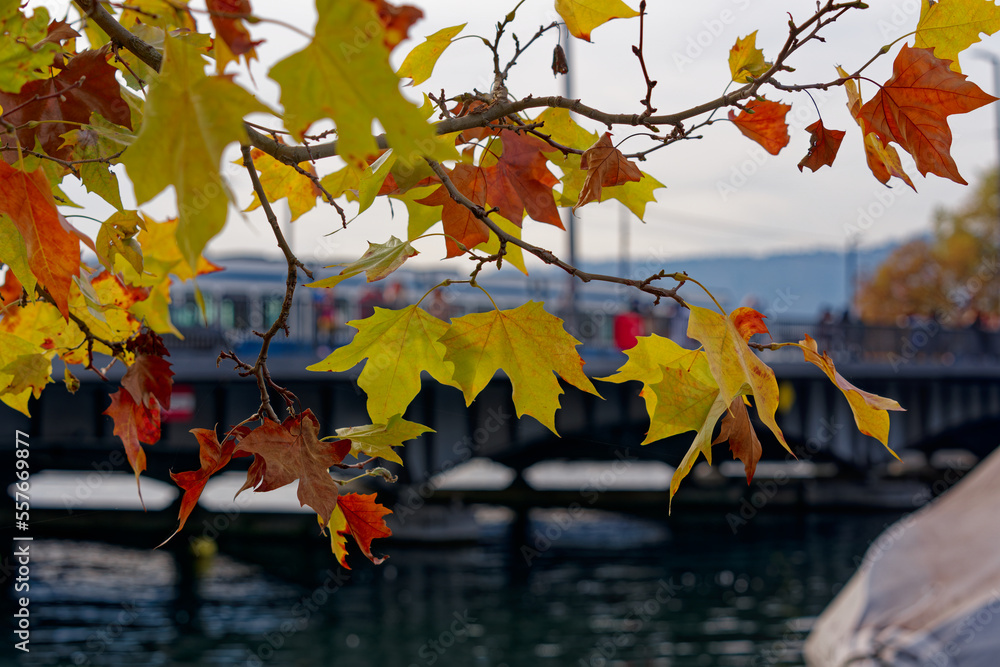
[366,0,424,52]
[104,388,161,506]
[483,130,562,227]
[335,492,393,567]
[859,45,996,185]
[235,410,352,528]
[798,120,846,172]
[728,98,791,156]
[206,0,263,59]
[121,353,174,410]
[0,162,80,317]
[730,306,770,341]
[162,427,245,544]
[573,132,642,211]
[0,48,132,162]
[416,163,490,257]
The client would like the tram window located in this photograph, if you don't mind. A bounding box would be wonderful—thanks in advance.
[221,294,250,329]
[172,293,216,328]
[263,295,283,325]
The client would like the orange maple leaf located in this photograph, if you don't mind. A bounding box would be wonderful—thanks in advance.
[483,130,562,227]
[573,132,642,212]
[859,45,996,185]
[712,397,762,484]
[121,354,174,410]
[416,163,490,257]
[798,120,846,172]
[728,98,791,156]
[0,49,132,162]
[235,410,352,529]
[332,492,393,568]
[729,306,769,341]
[0,163,81,318]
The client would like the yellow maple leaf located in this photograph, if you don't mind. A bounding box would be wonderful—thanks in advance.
[729,31,771,83]
[439,301,601,434]
[914,0,1000,72]
[555,0,640,42]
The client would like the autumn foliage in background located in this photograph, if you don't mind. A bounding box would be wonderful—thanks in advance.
[0,0,998,564]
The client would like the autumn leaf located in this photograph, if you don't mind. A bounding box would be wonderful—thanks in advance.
[416,163,489,257]
[439,301,602,434]
[0,6,62,93]
[242,146,322,222]
[163,426,243,544]
[729,31,771,83]
[104,387,161,504]
[555,0,639,42]
[574,133,642,212]
[837,65,916,191]
[206,0,262,73]
[686,305,789,454]
[798,120,846,172]
[0,332,52,416]
[329,493,392,568]
[712,397,762,484]
[0,213,37,298]
[60,126,125,211]
[482,130,562,227]
[367,0,424,52]
[121,35,269,272]
[95,211,143,276]
[728,98,791,156]
[334,415,432,465]
[121,353,174,410]
[914,0,1000,72]
[473,213,528,275]
[598,334,717,444]
[306,237,418,289]
[859,45,996,185]
[793,334,904,453]
[236,410,352,529]
[0,162,80,318]
[307,305,457,423]
[0,48,132,162]
[269,0,450,169]
[397,23,465,85]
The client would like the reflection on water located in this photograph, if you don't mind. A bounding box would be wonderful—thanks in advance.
[10,508,903,667]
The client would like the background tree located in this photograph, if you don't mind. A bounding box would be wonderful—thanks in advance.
[857,169,1000,325]
[1,0,998,564]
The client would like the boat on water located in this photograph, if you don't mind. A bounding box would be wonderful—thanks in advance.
[804,446,1000,666]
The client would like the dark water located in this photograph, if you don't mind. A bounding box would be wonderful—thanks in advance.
[7,508,904,667]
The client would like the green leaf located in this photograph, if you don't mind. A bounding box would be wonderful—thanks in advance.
[0,7,60,93]
[0,212,37,297]
[269,0,453,169]
[439,302,601,434]
[334,415,433,465]
[356,150,397,216]
[397,23,466,85]
[61,126,125,211]
[307,305,457,423]
[306,236,418,288]
[121,34,270,271]
[96,211,144,276]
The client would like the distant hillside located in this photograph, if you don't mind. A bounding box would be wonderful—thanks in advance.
[578,242,903,319]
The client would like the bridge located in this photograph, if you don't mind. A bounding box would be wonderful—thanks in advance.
[7,319,1000,502]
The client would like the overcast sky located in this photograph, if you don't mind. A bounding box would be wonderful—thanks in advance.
[35,0,1000,274]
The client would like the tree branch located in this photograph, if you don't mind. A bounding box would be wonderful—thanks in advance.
[424,158,688,307]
